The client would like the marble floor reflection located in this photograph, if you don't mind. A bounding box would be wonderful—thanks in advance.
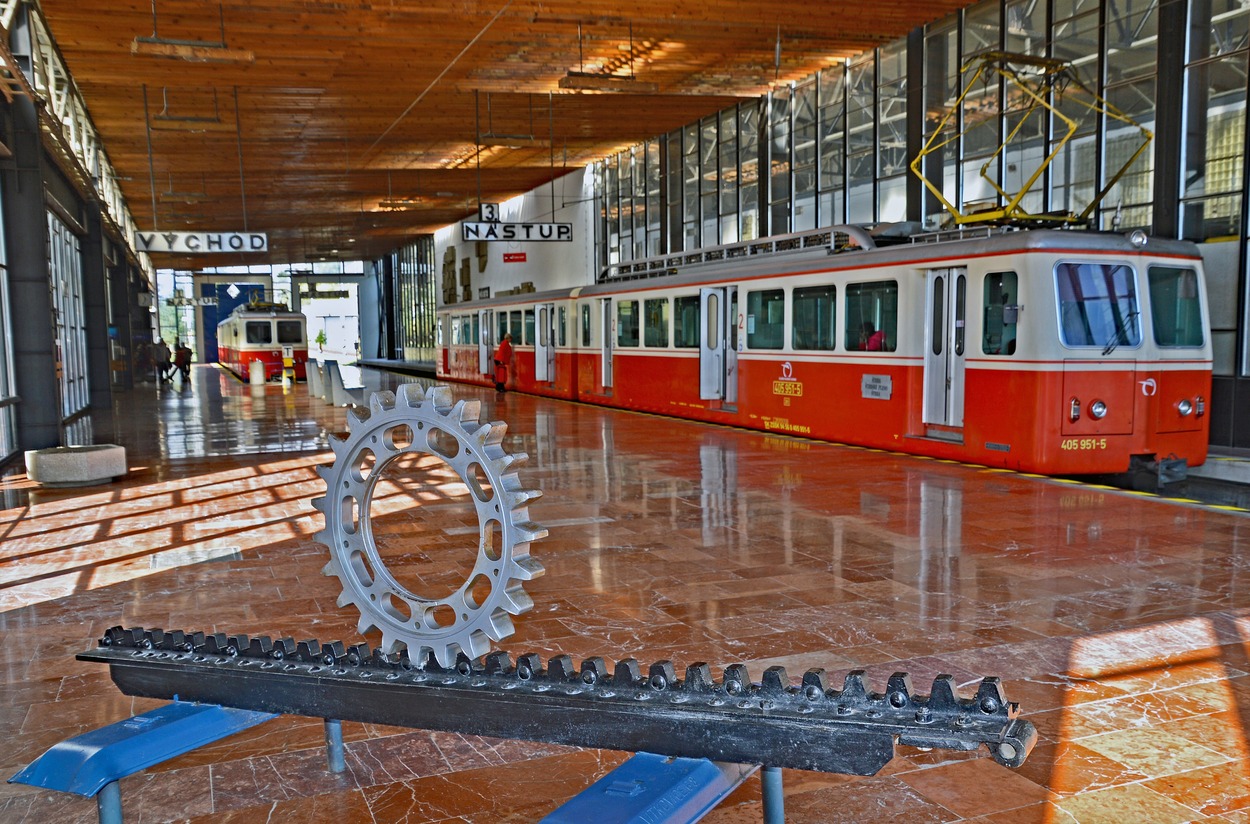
[2,364,1250,822]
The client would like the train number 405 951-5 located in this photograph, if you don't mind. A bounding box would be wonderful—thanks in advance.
[1060,438,1108,451]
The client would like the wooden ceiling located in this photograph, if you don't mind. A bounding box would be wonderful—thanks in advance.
[35,0,978,269]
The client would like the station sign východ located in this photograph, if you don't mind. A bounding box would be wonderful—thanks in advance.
[135,231,269,254]
[461,222,572,242]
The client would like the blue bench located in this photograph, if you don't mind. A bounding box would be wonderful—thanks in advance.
[13,704,781,824]
[9,701,278,824]
[542,753,785,824]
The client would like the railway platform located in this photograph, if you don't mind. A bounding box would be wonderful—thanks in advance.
[1,364,1249,822]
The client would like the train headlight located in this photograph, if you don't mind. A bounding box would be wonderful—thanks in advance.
[1196,396,1206,417]
[1089,400,1108,420]
[1129,229,1148,248]
[1177,398,1194,416]
[1069,397,1081,422]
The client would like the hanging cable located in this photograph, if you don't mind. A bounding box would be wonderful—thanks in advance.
[234,86,249,232]
[364,0,513,160]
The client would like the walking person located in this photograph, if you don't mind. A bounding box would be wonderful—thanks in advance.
[173,340,192,383]
[492,333,513,392]
[154,338,172,383]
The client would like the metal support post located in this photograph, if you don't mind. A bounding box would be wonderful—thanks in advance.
[325,719,345,773]
[761,766,784,824]
[96,780,122,824]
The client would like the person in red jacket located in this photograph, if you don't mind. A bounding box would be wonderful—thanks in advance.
[493,333,513,392]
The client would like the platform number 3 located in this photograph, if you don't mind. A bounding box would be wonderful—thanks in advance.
[479,203,500,222]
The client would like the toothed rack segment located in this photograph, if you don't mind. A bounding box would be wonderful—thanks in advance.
[82,627,1037,776]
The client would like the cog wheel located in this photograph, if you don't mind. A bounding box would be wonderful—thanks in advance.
[312,384,546,667]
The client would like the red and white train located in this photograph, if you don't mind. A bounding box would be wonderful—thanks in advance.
[216,303,308,381]
[437,225,1212,478]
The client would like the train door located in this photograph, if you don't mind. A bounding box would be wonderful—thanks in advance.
[478,310,493,376]
[535,302,555,382]
[699,286,738,403]
[600,298,613,389]
[922,268,967,432]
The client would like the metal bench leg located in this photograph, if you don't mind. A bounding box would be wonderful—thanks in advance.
[97,780,122,824]
[762,766,784,824]
[325,719,345,773]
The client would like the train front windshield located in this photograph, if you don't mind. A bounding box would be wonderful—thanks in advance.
[1055,262,1141,350]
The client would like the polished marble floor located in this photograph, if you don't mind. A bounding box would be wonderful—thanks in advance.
[2,364,1250,822]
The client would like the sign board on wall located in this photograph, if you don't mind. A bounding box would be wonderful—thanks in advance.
[503,252,527,263]
[461,222,572,242]
[135,231,269,254]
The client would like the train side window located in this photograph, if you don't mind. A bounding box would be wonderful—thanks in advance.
[246,321,272,344]
[617,300,640,347]
[509,310,523,343]
[844,281,898,351]
[1055,262,1140,348]
[982,272,1019,355]
[277,320,303,345]
[497,313,508,344]
[557,307,568,347]
[524,309,535,345]
[1148,266,1204,347]
[674,295,700,347]
[746,289,784,349]
[644,298,670,347]
[471,314,480,345]
[792,285,836,350]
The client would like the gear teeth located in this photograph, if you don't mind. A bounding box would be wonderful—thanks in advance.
[378,633,405,655]
[505,488,543,509]
[396,383,423,408]
[802,669,830,700]
[496,585,534,614]
[579,657,609,685]
[510,557,545,581]
[328,436,349,459]
[475,421,508,447]
[684,663,713,693]
[501,452,530,471]
[356,615,377,636]
[484,610,514,641]
[367,391,395,416]
[761,666,789,696]
[613,658,643,687]
[452,398,482,425]
[426,384,454,411]
[840,670,869,702]
[310,495,327,511]
[513,524,548,545]
[886,673,914,708]
[927,674,959,712]
[723,664,751,696]
[336,590,355,609]
[975,677,1008,715]
[483,651,511,675]
[548,655,576,681]
[647,661,677,691]
[347,406,371,430]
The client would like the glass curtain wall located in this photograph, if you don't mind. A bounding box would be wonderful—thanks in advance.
[395,236,437,363]
[1181,0,1248,241]
[593,0,1227,266]
[48,211,89,438]
[0,186,14,462]
[1102,0,1158,230]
